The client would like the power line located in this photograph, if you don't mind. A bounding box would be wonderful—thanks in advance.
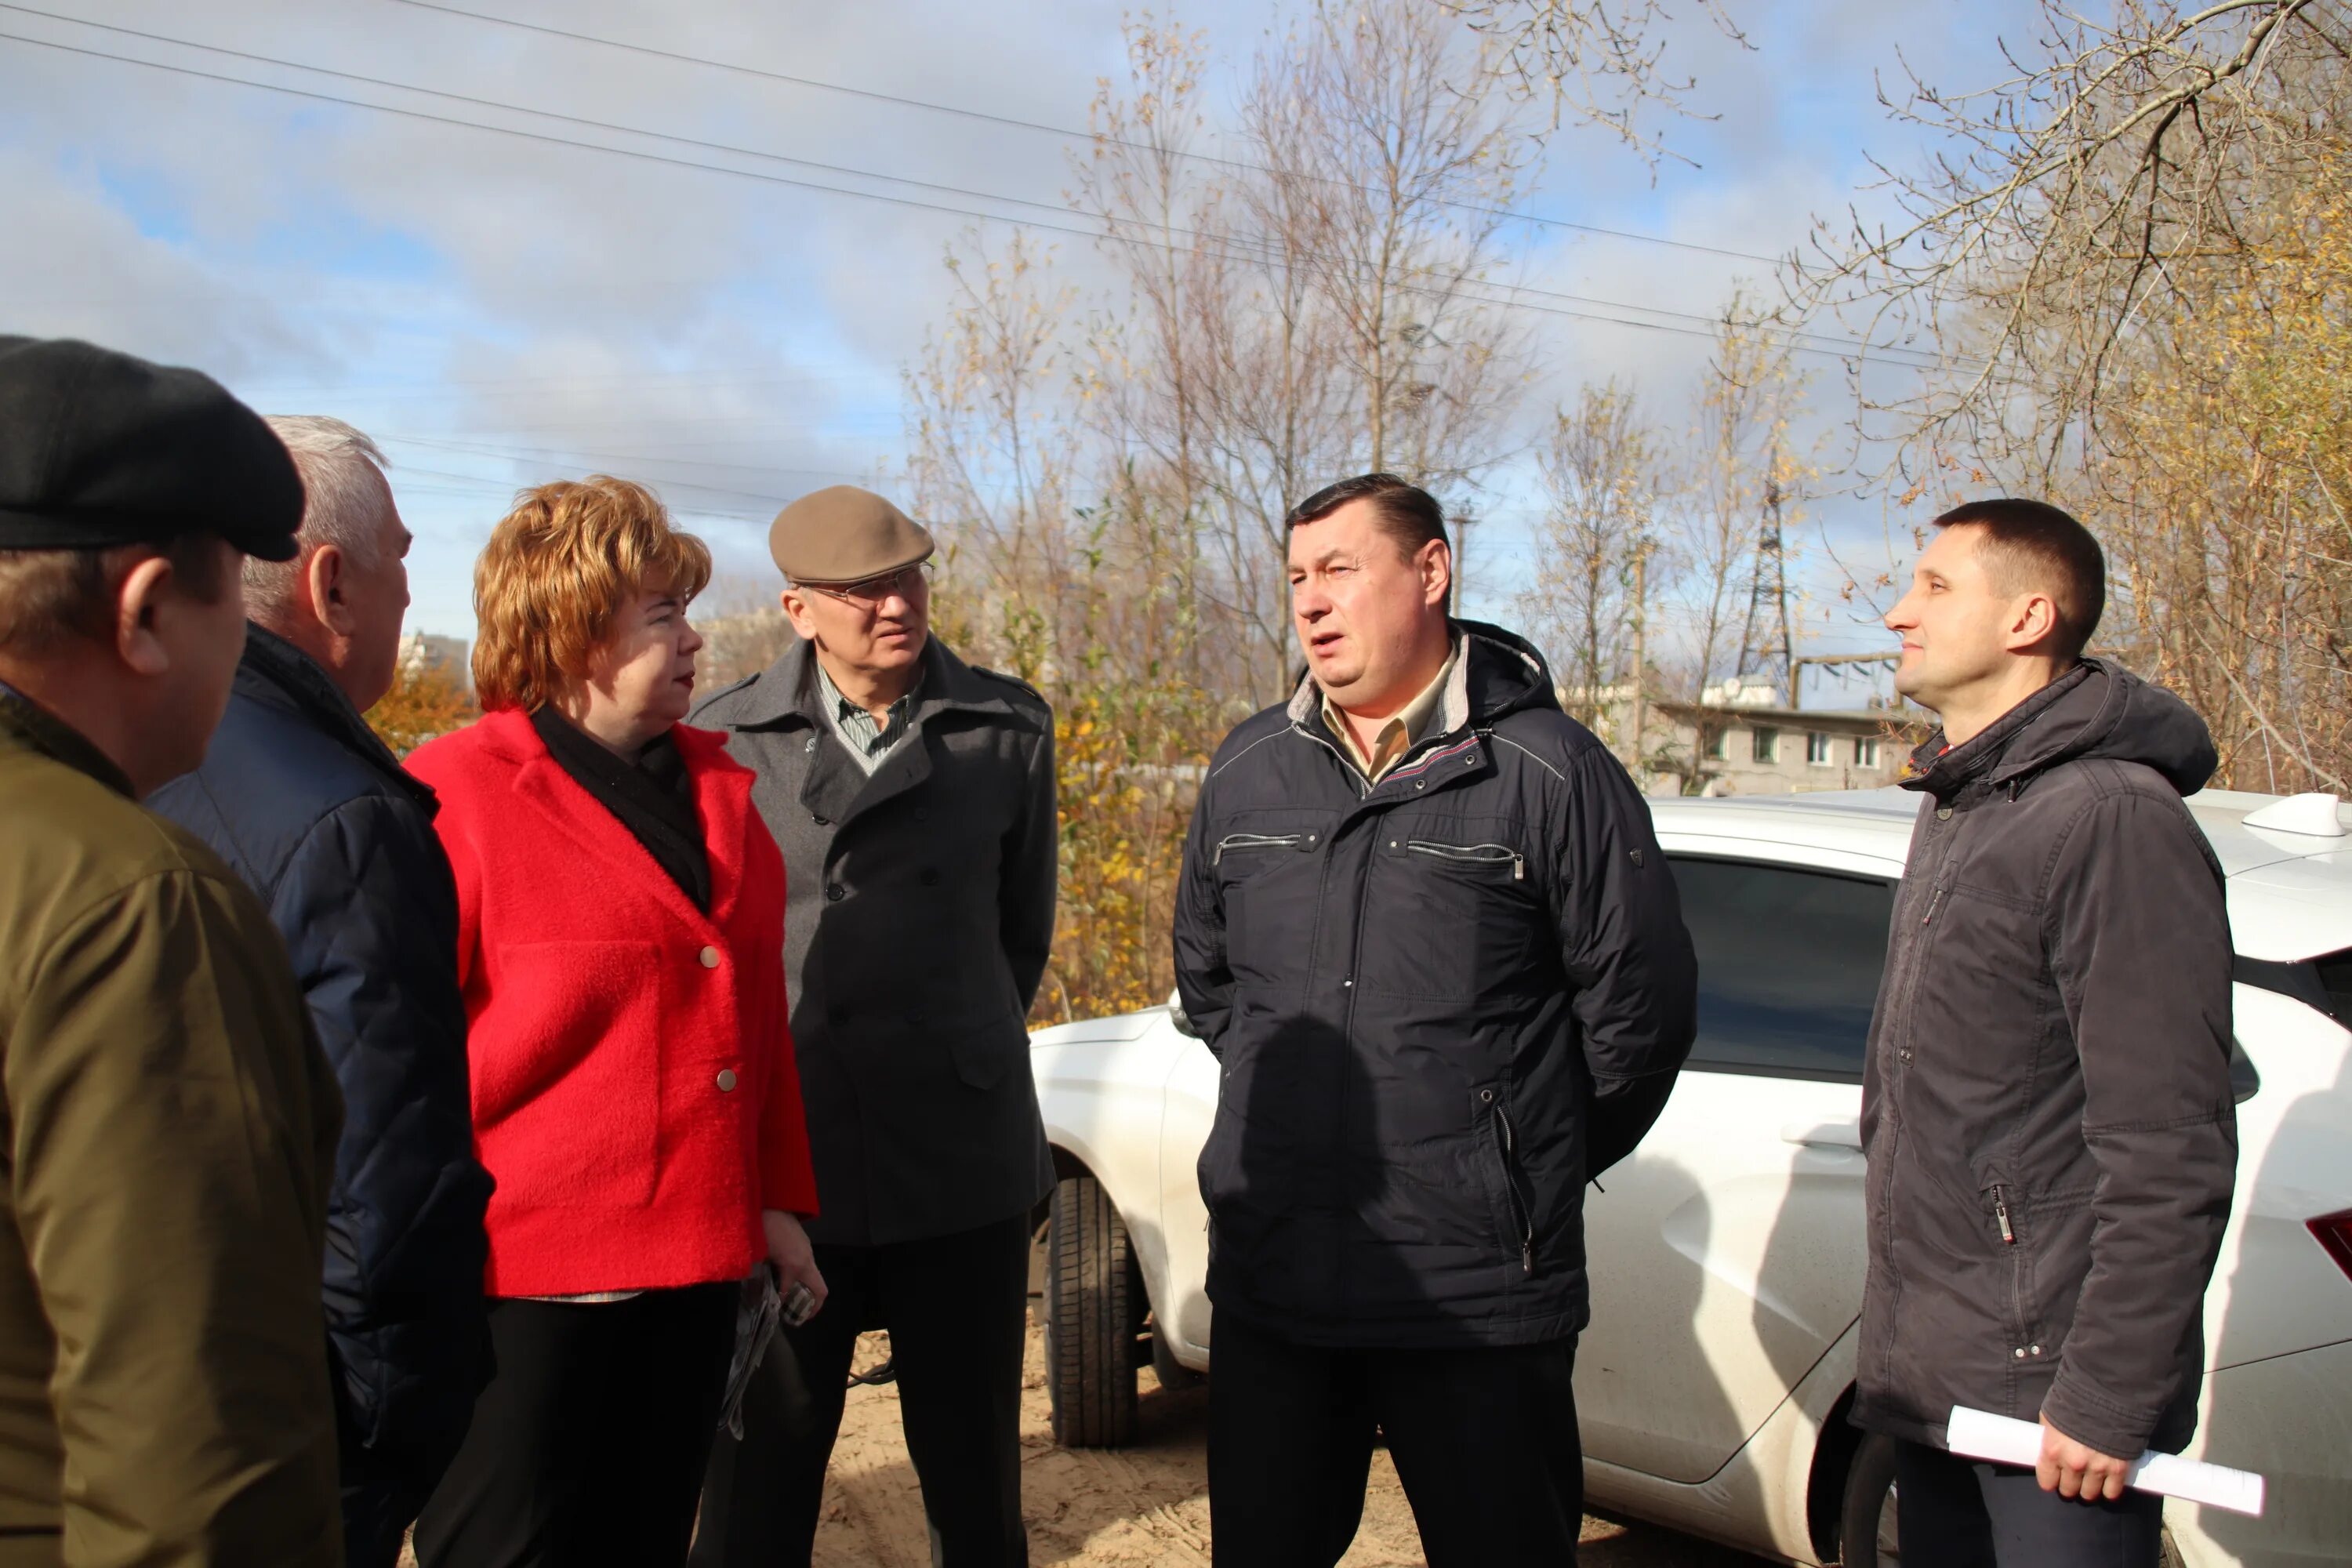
[386,0,1783,266]
[0,23,1947,369]
[378,433,873,495]
[0,5,1936,364]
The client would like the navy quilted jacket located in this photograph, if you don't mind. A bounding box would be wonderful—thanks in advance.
[152,628,491,1514]
[1173,622,1697,1348]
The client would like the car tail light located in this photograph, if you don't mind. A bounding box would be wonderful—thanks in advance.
[2310,1210,2352,1283]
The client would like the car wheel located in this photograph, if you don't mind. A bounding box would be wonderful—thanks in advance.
[1838,1432,1901,1566]
[1045,1173,1141,1447]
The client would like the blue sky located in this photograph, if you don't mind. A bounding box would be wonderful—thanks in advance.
[1,0,2044,697]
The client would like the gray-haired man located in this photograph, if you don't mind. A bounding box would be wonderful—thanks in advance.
[691,485,1057,1568]
[153,418,492,1568]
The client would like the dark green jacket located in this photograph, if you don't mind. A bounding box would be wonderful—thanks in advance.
[691,635,1057,1247]
[0,686,344,1567]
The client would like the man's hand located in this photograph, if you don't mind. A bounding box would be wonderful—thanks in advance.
[762,1209,828,1315]
[2037,1414,2132,1501]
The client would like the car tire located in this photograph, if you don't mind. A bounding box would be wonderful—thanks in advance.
[1045,1173,1140,1448]
[1838,1432,1900,1566]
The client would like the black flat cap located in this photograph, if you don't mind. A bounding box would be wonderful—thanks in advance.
[0,336,303,562]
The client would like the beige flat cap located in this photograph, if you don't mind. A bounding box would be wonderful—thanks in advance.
[769,485,935,584]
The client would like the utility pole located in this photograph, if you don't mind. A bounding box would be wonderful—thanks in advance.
[1736,459,1795,701]
[1628,539,1650,780]
[1450,509,1474,615]
[1787,650,1899,712]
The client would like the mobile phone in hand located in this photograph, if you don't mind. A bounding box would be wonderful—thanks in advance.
[781,1280,819,1327]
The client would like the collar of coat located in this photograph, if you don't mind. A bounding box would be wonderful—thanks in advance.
[1904,655,2218,804]
[437,706,757,936]
[236,623,441,816]
[1286,618,1557,740]
[0,679,136,798]
[718,633,1043,735]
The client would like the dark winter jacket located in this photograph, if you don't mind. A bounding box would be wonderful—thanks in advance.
[1172,621,1697,1348]
[1853,659,2238,1460]
[691,634,1058,1247]
[151,627,492,1520]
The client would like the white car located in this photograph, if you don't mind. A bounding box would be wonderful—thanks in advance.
[1027,786,2352,1567]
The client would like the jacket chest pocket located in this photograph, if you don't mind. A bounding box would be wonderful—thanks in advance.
[1213,810,1337,983]
[1366,818,1543,1001]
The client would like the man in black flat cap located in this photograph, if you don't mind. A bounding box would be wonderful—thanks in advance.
[0,336,346,1566]
[690,485,1057,1568]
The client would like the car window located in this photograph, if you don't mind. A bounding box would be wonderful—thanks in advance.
[1666,856,1896,1082]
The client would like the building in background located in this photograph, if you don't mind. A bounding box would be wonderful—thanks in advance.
[1565,673,1926,797]
[397,633,471,692]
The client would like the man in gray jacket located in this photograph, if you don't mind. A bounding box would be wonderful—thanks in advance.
[1857,498,2237,1566]
[688,486,1056,1568]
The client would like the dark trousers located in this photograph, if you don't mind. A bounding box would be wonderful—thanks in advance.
[339,1396,459,1568]
[1207,1310,1583,1568]
[1894,1439,2165,1567]
[691,1214,1033,1568]
[341,1471,424,1568]
[412,1284,736,1568]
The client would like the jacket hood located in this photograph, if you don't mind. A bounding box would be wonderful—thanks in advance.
[1286,618,1560,732]
[1910,657,2217,800]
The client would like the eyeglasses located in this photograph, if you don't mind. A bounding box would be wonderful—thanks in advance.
[795,561,931,608]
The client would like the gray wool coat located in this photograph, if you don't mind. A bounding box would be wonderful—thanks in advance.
[690,635,1058,1247]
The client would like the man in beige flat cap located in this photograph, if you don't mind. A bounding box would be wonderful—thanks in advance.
[689,485,1055,1568]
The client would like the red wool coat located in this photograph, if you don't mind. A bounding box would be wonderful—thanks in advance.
[407,709,818,1298]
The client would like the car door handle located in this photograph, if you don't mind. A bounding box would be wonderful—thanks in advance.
[1780,1120,1864,1152]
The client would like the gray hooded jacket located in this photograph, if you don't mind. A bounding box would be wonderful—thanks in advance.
[1853,659,2238,1459]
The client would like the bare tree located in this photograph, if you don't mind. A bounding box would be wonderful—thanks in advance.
[1802,0,2352,790]
[1525,380,1658,736]
[1436,0,1750,162]
[1073,2,1536,700]
[1669,294,1806,701]
[903,231,1091,673]
[1800,0,2348,476]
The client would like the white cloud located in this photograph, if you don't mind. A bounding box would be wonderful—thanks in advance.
[2,0,2041,655]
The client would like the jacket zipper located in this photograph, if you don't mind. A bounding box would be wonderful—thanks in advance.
[1496,1106,1534,1275]
[1992,1183,2015,1245]
[1290,723,1370,799]
[1922,885,1947,926]
[1213,832,1303,866]
[1406,840,1525,880]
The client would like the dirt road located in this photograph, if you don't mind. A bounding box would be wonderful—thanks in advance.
[806,1327,1776,1567]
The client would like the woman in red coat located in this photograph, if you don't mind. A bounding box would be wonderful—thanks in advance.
[408,476,822,1568]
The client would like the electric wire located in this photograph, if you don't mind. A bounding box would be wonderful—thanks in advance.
[0,20,1950,370]
[0,4,1925,360]
[385,0,1785,266]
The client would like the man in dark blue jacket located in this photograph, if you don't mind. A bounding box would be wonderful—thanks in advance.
[1173,474,1697,1566]
[152,417,492,1568]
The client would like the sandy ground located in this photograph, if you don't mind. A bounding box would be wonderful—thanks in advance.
[396,1320,1777,1566]
[805,1325,1777,1568]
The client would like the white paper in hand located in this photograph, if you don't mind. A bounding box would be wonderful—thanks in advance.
[1944,1406,2266,1518]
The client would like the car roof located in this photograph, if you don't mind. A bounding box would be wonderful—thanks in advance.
[1650,787,2352,961]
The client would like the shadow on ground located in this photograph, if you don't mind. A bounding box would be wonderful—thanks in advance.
[805,1325,1772,1567]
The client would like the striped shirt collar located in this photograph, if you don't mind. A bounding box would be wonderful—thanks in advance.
[814,657,923,775]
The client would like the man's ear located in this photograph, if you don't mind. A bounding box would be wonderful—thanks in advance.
[1419,539,1454,610]
[779,586,819,642]
[114,554,178,677]
[2005,590,2061,655]
[307,544,354,635]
